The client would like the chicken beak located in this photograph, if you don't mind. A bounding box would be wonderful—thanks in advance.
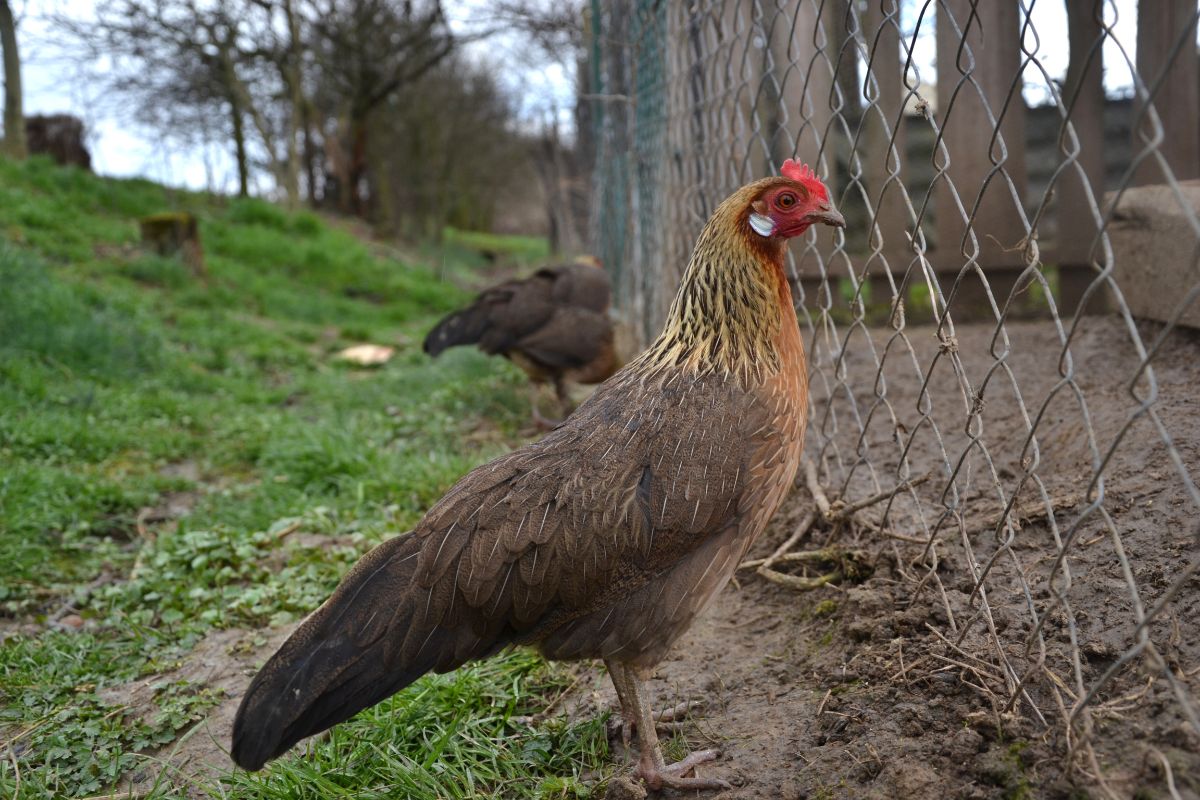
[811,207,846,229]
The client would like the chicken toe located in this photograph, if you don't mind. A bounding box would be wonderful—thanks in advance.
[635,748,731,792]
[607,660,730,793]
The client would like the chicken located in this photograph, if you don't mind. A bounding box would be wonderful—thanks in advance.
[231,160,845,791]
[422,258,617,428]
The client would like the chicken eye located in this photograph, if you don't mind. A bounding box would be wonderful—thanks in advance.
[776,192,797,210]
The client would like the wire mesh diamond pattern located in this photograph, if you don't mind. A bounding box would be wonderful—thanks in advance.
[589,0,1200,793]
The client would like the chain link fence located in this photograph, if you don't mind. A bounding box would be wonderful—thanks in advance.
[587,0,1200,794]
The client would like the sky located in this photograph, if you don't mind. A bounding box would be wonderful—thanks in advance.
[13,1,1150,193]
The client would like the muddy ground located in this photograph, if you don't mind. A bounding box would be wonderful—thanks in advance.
[588,316,1200,799]
[115,317,1199,798]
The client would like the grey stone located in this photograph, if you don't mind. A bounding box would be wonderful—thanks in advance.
[1108,180,1200,329]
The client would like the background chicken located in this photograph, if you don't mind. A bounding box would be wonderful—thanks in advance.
[423,257,617,428]
[232,160,844,791]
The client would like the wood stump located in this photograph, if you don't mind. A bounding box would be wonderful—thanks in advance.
[139,212,207,280]
[25,114,92,170]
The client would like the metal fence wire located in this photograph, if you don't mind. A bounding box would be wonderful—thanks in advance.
[587,0,1200,794]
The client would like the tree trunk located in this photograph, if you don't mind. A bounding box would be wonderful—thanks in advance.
[1059,0,1105,260]
[823,0,860,130]
[230,93,249,196]
[862,0,909,291]
[1056,0,1108,315]
[935,0,1029,317]
[302,100,317,205]
[323,115,351,212]
[281,0,303,209]
[0,0,26,160]
[348,113,369,217]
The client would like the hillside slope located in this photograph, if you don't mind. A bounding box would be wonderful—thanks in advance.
[0,158,608,798]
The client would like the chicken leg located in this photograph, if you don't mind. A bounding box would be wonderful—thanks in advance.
[530,377,579,431]
[530,384,559,431]
[605,659,731,792]
[553,375,574,420]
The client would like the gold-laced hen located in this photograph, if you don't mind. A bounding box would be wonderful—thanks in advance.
[231,161,844,791]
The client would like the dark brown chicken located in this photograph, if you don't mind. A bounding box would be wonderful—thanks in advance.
[423,258,616,427]
[232,161,844,791]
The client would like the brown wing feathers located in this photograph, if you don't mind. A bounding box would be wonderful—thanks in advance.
[230,370,766,770]
[421,263,614,385]
[232,171,832,782]
[230,531,496,771]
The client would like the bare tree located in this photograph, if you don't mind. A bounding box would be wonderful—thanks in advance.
[237,0,308,207]
[480,0,589,252]
[371,53,526,236]
[309,0,455,216]
[52,0,558,239]
[0,0,25,159]
[60,1,243,193]
[59,0,302,196]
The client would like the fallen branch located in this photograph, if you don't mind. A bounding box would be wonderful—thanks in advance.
[740,543,838,571]
[967,492,1083,537]
[804,459,832,517]
[274,520,304,540]
[829,472,934,520]
[78,790,155,800]
[757,566,841,592]
[750,510,817,573]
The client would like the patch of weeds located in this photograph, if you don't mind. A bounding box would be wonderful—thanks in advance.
[223,650,610,799]
[0,672,221,798]
[816,625,837,649]
[1002,741,1033,800]
[289,210,322,236]
[87,510,376,633]
[443,226,550,266]
[120,253,193,289]
[227,196,290,230]
[978,740,1033,800]
[0,245,162,377]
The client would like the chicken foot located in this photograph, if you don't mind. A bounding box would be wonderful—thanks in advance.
[529,384,560,431]
[605,659,731,792]
[530,379,579,431]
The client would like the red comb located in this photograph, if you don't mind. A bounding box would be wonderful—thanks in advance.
[780,159,817,182]
[780,158,828,200]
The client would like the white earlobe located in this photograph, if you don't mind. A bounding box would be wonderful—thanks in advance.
[749,212,776,237]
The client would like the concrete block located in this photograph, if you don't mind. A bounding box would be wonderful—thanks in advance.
[1108,180,1200,328]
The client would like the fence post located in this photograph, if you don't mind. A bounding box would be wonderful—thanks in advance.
[657,0,763,337]
[1133,0,1199,185]
[768,1,832,176]
[862,0,908,303]
[771,0,834,305]
[935,0,1029,318]
[1056,0,1107,317]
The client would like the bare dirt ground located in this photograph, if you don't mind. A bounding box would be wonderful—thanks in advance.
[590,316,1200,799]
[109,317,1199,799]
[100,625,298,797]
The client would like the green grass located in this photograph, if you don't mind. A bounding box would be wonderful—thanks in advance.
[0,157,609,798]
[438,227,552,273]
[443,227,550,263]
[224,652,608,799]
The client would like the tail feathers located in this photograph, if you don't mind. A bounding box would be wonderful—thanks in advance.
[423,306,492,357]
[230,532,490,771]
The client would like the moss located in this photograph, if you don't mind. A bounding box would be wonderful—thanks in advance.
[813,599,838,617]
